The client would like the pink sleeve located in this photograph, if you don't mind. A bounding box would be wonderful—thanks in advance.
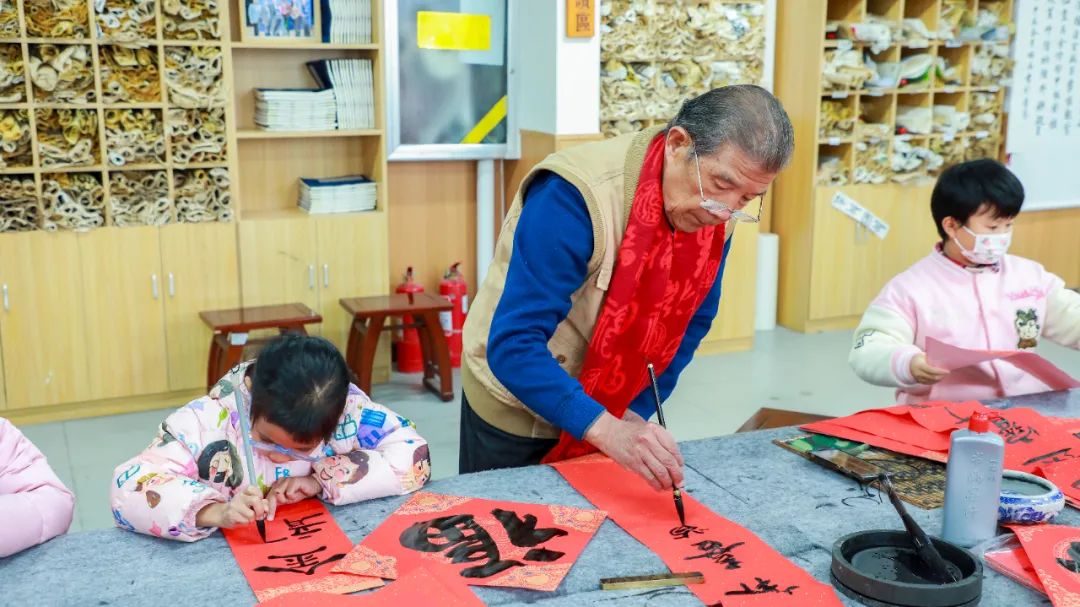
[0,418,75,557]
[312,389,431,506]
[109,401,230,542]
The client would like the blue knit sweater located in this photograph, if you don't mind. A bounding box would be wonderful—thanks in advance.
[486,172,733,440]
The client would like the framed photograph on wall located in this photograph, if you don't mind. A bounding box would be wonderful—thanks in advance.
[242,0,321,42]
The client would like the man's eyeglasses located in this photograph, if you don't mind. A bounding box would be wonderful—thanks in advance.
[693,151,765,223]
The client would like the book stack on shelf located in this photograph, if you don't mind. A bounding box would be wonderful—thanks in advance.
[322,0,373,43]
[298,175,377,214]
[308,59,376,129]
[254,89,337,131]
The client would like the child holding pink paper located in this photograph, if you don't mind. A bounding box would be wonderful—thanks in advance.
[0,417,75,557]
[110,335,431,542]
[849,159,1080,403]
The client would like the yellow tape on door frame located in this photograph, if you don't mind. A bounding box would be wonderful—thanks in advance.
[460,95,508,144]
[416,11,491,51]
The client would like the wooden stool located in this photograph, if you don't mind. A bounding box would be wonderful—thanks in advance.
[199,303,323,390]
[736,407,834,433]
[340,293,454,402]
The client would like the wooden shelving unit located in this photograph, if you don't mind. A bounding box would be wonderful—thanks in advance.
[773,0,1014,332]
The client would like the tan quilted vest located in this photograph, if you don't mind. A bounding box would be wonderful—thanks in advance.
[461,126,664,438]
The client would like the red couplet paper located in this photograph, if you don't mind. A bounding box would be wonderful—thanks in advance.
[985,544,1045,595]
[1011,525,1080,606]
[255,567,483,607]
[552,454,844,607]
[358,491,607,592]
[223,499,384,602]
[926,337,1080,391]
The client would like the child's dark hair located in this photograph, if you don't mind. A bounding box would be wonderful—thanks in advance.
[931,158,1024,240]
[250,334,350,444]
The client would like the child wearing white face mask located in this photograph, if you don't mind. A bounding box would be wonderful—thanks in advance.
[849,159,1080,404]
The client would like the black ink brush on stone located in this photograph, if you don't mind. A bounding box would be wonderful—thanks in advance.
[646,363,686,527]
[878,473,958,584]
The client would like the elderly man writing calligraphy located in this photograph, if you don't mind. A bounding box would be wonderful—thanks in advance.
[459,85,794,490]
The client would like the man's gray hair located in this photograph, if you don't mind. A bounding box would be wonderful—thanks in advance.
[666,85,794,173]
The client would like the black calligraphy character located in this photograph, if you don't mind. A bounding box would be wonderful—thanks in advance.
[492,508,569,562]
[253,546,346,575]
[991,418,1040,445]
[670,525,707,540]
[1057,542,1080,574]
[400,514,522,578]
[944,407,971,427]
[725,577,799,596]
[284,513,327,539]
[686,540,745,570]
[1023,448,1078,467]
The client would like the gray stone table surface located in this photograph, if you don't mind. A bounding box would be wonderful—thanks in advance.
[1,390,1074,606]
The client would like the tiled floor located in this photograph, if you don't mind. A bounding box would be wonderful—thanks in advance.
[16,328,1080,533]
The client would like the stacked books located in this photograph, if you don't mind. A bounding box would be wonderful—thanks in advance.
[254,88,337,131]
[321,0,372,43]
[307,59,375,130]
[299,175,377,214]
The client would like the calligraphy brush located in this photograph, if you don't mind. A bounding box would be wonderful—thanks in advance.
[646,363,686,527]
[236,386,267,542]
[877,473,958,584]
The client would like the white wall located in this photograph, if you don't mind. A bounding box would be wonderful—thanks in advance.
[554,0,601,134]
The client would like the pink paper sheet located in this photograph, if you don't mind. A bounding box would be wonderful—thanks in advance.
[925,337,1080,391]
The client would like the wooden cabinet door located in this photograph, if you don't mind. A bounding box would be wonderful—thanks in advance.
[160,223,242,391]
[0,232,93,408]
[315,213,389,354]
[702,221,760,347]
[78,226,169,400]
[238,217,319,314]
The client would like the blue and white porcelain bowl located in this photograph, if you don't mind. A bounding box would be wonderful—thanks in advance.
[998,470,1065,525]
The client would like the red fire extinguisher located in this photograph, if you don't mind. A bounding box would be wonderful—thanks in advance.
[394,267,424,373]
[439,262,468,368]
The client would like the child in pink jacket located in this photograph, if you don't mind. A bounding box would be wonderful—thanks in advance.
[0,418,75,557]
[110,335,431,542]
[850,159,1080,404]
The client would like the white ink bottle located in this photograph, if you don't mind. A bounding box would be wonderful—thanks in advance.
[941,412,1004,548]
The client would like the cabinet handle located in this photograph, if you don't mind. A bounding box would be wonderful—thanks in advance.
[323,264,329,288]
[2,284,8,312]
[308,265,316,289]
[151,274,160,299]
[168,272,175,298]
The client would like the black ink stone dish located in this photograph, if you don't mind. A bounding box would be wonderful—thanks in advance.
[830,530,983,607]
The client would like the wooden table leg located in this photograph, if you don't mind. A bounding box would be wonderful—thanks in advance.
[207,334,223,391]
[345,317,363,379]
[420,310,454,402]
[357,314,386,396]
[415,315,435,382]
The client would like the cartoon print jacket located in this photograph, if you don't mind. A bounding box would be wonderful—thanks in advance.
[110,362,431,542]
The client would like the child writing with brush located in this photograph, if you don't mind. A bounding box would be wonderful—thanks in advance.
[849,159,1080,404]
[110,334,431,541]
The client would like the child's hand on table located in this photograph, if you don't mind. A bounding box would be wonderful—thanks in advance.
[910,353,950,385]
[266,475,321,520]
[197,485,270,528]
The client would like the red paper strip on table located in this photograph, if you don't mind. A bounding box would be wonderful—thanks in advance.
[334,545,399,580]
[223,499,383,602]
[926,337,1080,391]
[985,544,1046,594]
[357,491,607,592]
[256,566,483,607]
[803,401,1080,505]
[1011,525,1080,606]
[552,454,844,606]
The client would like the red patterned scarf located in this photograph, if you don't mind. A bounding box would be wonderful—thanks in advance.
[542,134,728,463]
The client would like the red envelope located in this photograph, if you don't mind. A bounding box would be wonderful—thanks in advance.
[1011,525,1080,606]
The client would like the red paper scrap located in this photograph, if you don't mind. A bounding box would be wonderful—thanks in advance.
[926,337,1080,391]
[333,545,399,580]
[223,499,383,602]
[358,491,606,592]
[985,545,1045,594]
[1011,525,1080,606]
[256,566,483,606]
[552,454,844,606]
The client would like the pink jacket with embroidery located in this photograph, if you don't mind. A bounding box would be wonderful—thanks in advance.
[110,363,431,542]
[850,250,1080,404]
[0,417,75,557]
